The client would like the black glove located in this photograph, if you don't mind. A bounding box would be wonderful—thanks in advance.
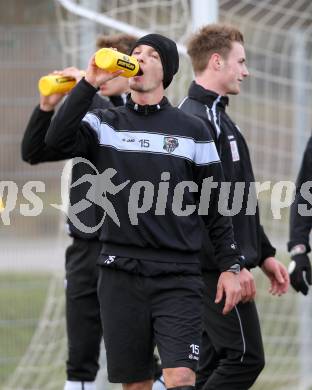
[288,253,312,295]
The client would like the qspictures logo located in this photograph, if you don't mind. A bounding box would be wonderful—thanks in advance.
[1,158,312,232]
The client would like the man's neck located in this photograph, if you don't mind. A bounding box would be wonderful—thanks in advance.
[195,74,225,96]
[131,89,164,105]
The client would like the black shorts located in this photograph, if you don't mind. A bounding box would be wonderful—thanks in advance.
[196,271,264,390]
[98,266,204,383]
[65,238,102,381]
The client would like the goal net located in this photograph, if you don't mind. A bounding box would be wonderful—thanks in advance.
[4,1,312,389]
[54,1,312,389]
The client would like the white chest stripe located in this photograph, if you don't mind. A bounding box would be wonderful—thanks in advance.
[84,112,101,131]
[83,113,220,165]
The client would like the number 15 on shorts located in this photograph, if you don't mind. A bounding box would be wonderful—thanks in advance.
[189,344,199,360]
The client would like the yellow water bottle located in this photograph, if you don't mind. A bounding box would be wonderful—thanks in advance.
[38,74,77,96]
[94,48,140,78]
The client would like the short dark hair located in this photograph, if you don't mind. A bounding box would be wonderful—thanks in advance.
[96,33,137,54]
[187,24,244,74]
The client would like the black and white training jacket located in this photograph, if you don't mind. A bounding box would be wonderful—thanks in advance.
[21,93,123,241]
[179,81,276,271]
[288,135,312,253]
[45,78,240,272]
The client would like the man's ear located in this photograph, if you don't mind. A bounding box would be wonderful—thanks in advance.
[210,53,223,70]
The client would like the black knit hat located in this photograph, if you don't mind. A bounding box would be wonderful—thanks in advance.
[131,33,179,89]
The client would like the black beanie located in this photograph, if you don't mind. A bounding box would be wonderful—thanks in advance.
[131,33,179,89]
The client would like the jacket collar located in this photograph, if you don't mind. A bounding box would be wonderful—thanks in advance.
[188,81,229,111]
[126,94,170,115]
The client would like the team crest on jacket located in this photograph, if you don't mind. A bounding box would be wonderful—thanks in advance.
[163,136,179,153]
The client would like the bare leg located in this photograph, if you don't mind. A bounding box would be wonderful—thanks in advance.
[163,367,195,388]
[123,379,153,390]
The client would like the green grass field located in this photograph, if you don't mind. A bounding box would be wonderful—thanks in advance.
[0,269,311,390]
[0,272,51,384]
